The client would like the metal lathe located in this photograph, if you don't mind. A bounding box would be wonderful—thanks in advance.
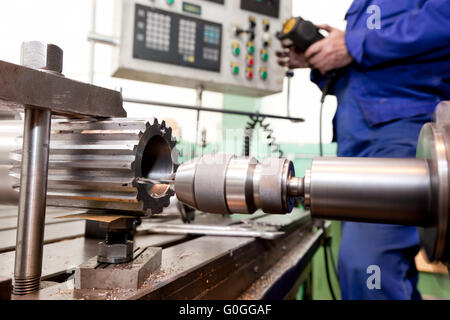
[0,40,449,300]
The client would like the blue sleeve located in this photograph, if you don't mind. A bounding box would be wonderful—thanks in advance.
[345,0,450,68]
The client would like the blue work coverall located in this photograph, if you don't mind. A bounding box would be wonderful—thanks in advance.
[312,0,450,299]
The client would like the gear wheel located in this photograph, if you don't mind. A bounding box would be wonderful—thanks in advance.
[134,119,178,214]
[9,118,178,215]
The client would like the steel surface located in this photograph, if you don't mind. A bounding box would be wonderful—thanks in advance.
[0,60,125,118]
[7,118,177,215]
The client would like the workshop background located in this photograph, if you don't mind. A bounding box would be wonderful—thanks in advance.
[0,0,449,299]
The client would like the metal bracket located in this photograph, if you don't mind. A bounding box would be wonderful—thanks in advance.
[0,60,126,118]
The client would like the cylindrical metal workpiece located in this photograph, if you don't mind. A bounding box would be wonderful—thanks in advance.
[193,154,233,214]
[0,119,22,205]
[258,158,295,214]
[304,157,431,226]
[287,177,304,197]
[175,155,296,215]
[3,118,177,213]
[13,108,52,295]
[225,157,258,213]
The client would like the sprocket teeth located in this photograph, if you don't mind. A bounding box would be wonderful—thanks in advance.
[133,117,178,215]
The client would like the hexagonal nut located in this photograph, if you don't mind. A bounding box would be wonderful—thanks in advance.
[97,240,134,264]
[21,41,63,74]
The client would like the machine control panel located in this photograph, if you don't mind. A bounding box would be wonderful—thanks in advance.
[113,0,292,97]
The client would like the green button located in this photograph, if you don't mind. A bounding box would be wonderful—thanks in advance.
[262,52,269,61]
[248,46,255,54]
[232,66,239,75]
[167,0,174,4]
[261,71,268,80]
[234,47,241,56]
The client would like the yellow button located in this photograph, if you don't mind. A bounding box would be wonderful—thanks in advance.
[283,18,297,34]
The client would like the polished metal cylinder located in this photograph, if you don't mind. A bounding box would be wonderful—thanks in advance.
[225,157,257,213]
[193,154,233,214]
[287,177,304,197]
[304,157,431,226]
[174,155,295,215]
[258,158,295,214]
[13,108,52,295]
[13,41,62,295]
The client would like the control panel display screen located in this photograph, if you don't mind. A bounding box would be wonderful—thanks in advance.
[133,4,222,72]
[240,0,280,18]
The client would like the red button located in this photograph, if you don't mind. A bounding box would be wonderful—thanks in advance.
[247,71,254,79]
[247,58,254,67]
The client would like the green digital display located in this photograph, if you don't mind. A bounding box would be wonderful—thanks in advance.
[183,2,202,15]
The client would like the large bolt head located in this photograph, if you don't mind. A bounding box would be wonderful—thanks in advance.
[21,41,63,74]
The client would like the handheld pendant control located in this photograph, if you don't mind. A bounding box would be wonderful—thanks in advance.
[276,17,324,52]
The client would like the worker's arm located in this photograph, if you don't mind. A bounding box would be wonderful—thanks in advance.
[305,25,353,94]
[276,27,352,94]
[305,26,353,75]
[346,0,450,68]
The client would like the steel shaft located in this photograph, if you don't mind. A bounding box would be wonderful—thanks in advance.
[174,155,432,226]
[13,42,62,295]
[14,108,52,294]
[303,157,431,226]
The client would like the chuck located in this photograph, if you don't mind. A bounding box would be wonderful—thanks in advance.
[174,154,296,215]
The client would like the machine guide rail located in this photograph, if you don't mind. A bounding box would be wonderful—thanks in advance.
[123,97,305,123]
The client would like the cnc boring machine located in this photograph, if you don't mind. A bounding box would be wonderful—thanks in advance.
[1,0,449,301]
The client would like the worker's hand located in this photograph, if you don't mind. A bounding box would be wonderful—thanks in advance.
[276,46,309,69]
[305,25,353,75]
